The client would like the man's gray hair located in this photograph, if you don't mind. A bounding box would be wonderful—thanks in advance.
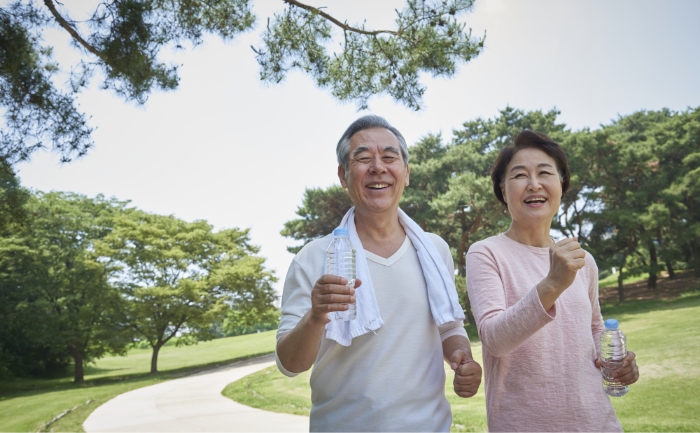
[336,115,409,173]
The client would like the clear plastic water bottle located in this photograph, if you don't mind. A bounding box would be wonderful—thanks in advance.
[600,318,629,397]
[326,228,356,321]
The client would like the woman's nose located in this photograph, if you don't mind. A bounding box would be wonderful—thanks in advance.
[527,177,542,190]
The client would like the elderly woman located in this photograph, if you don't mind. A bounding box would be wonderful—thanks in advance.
[466,130,639,432]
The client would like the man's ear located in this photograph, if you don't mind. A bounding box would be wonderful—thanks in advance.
[338,165,348,190]
[404,163,410,186]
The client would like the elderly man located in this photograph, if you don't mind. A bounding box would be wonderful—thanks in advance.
[276,115,482,432]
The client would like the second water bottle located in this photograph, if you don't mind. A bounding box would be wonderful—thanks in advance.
[600,318,629,397]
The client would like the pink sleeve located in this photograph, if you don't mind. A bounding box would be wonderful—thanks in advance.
[586,254,605,357]
[466,250,556,358]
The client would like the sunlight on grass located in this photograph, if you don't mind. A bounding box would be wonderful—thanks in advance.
[599,272,647,288]
[0,331,276,433]
[223,367,312,417]
[607,296,700,432]
[86,330,277,379]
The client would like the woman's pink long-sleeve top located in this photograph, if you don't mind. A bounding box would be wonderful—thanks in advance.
[466,233,622,432]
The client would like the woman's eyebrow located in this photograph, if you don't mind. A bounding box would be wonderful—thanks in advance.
[509,162,555,173]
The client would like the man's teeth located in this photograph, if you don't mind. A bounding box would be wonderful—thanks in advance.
[368,184,389,189]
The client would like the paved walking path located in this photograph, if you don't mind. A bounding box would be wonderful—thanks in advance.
[83,354,309,432]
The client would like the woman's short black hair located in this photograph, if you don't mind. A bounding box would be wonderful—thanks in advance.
[490,130,570,207]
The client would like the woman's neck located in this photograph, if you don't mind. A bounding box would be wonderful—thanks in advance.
[504,219,553,248]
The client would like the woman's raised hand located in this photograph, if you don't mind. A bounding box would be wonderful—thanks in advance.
[537,238,586,310]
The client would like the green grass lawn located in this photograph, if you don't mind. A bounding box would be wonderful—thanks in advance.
[224,292,700,432]
[601,291,700,432]
[0,330,276,432]
[599,271,648,288]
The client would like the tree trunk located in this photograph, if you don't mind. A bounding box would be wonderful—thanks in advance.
[463,295,476,326]
[73,350,84,383]
[458,231,468,278]
[150,343,163,374]
[690,240,700,279]
[457,229,477,325]
[647,239,658,289]
[617,267,625,303]
[665,260,675,279]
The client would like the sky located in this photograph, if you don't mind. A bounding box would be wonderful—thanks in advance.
[11,0,700,294]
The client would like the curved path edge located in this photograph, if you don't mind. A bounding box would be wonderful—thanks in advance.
[83,353,308,432]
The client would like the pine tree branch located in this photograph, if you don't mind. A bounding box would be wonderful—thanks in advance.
[282,0,399,36]
[43,0,103,59]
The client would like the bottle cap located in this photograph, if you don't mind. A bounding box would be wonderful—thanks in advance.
[604,318,619,329]
[333,228,349,237]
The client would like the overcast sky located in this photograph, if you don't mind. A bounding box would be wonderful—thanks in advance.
[12,0,700,293]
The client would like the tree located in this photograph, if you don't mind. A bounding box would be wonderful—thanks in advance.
[1,0,485,164]
[99,209,277,374]
[0,164,51,379]
[0,5,93,165]
[281,185,353,254]
[588,110,690,289]
[0,192,131,381]
[658,108,700,278]
[0,161,28,232]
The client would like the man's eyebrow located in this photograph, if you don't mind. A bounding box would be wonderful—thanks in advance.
[509,163,555,173]
[352,145,401,158]
[383,146,400,155]
[352,146,371,157]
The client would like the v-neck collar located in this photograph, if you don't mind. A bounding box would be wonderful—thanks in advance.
[364,236,411,267]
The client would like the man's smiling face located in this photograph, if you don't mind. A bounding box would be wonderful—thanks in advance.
[338,127,409,217]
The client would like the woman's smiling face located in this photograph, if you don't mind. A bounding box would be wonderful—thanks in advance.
[500,147,562,225]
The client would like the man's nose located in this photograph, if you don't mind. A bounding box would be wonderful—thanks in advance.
[369,156,387,173]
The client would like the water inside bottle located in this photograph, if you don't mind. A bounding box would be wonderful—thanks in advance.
[600,329,629,397]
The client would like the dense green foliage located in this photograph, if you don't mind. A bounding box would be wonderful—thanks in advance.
[0,5,93,164]
[280,185,353,254]
[0,180,278,381]
[0,0,483,164]
[229,293,700,432]
[0,190,130,380]
[97,208,277,374]
[282,107,700,317]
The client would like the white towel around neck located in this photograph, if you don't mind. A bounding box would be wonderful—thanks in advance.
[324,207,465,346]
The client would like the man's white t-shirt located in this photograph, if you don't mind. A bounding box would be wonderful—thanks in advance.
[276,233,467,432]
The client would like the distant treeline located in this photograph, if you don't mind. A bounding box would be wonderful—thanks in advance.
[0,182,278,381]
[282,107,700,323]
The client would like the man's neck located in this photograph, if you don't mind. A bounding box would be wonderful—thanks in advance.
[354,209,406,259]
